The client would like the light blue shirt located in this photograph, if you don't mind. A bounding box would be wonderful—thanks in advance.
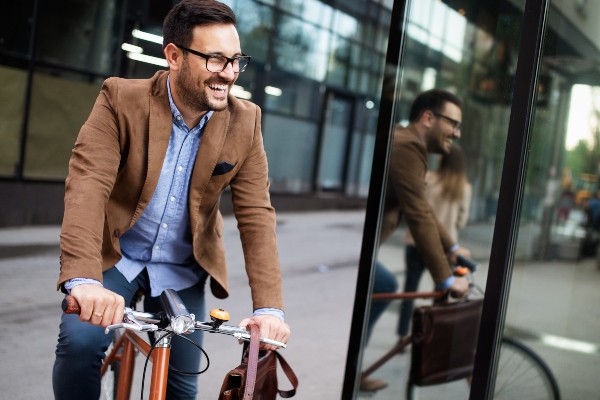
[66,75,283,320]
[114,76,211,297]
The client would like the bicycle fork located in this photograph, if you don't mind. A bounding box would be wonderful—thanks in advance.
[110,331,172,400]
[149,333,171,400]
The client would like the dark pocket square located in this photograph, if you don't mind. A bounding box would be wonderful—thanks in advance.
[212,161,236,176]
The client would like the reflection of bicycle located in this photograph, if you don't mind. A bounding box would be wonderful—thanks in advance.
[361,259,561,400]
[62,289,286,400]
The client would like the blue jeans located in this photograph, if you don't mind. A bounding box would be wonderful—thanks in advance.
[53,267,206,400]
[366,261,398,342]
[398,245,426,336]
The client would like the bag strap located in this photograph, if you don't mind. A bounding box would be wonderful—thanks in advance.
[243,324,260,400]
[273,351,299,398]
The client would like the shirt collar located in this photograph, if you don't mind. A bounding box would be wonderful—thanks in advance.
[166,74,213,130]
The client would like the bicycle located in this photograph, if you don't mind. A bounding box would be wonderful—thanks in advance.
[360,257,561,400]
[62,289,287,400]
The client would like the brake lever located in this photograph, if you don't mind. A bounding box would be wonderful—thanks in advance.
[104,310,158,334]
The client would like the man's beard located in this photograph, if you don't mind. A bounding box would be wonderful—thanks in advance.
[175,58,231,113]
[426,124,450,155]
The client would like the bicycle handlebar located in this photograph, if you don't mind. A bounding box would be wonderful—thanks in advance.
[61,292,287,349]
[456,255,479,272]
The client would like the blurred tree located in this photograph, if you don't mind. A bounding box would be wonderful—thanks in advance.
[565,139,593,176]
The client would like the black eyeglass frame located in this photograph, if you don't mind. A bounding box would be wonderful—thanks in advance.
[433,111,462,131]
[176,45,251,73]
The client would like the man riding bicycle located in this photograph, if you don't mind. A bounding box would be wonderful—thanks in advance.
[52,1,290,399]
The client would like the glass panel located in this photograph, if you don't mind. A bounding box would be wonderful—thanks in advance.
[356,0,527,398]
[35,0,119,74]
[0,0,34,55]
[346,100,379,197]
[327,36,351,87]
[23,68,103,179]
[333,9,359,39]
[262,113,317,193]
[345,129,376,198]
[317,93,353,191]
[280,0,333,27]
[235,0,272,63]
[274,15,330,81]
[264,69,320,118]
[502,2,600,398]
[0,64,28,177]
[120,22,167,80]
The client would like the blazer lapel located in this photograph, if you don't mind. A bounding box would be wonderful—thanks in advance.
[189,108,230,232]
[130,73,172,228]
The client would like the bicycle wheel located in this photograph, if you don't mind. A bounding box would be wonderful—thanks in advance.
[100,330,122,400]
[494,336,560,400]
[406,337,560,400]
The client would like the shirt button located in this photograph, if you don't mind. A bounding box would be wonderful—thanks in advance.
[176,116,181,121]
[177,166,183,171]
[170,196,175,202]
[162,223,168,228]
[155,246,159,250]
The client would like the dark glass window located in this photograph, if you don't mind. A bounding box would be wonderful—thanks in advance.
[35,0,119,74]
[0,64,28,177]
[23,67,103,179]
[274,14,330,81]
[0,0,34,56]
[235,1,273,63]
[264,69,319,118]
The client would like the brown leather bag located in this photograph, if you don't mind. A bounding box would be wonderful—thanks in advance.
[218,324,298,400]
[409,298,483,386]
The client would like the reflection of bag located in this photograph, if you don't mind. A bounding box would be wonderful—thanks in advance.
[410,299,483,386]
[581,230,599,257]
[218,324,298,400]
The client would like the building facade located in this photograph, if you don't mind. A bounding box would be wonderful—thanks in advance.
[0,0,397,225]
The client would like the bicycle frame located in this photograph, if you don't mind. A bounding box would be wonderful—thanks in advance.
[62,290,287,400]
[103,329,171,400]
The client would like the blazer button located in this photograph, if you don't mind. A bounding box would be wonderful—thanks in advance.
[114,229,121,237]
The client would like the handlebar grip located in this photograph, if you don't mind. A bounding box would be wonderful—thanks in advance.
[456,255,479,272]
[62,296,81,314]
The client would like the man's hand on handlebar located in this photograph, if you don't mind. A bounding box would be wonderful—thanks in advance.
[237,314,291,351]
[70,284,125,328]
[449,276,470,298]
[448,246,471,266]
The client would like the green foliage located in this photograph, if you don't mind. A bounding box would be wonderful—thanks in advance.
[565,140,594,175]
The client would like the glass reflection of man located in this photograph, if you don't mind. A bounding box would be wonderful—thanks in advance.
[362,89,471,392]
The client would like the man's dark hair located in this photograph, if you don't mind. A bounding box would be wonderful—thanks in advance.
[162,0,237,50]
[408,89,462,123]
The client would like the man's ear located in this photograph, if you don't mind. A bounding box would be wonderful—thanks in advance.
[421,109,435,129]
[164,43,182,71]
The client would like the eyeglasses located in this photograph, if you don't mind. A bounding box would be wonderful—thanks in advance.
[177,45,251,73]
[433,112,461,132]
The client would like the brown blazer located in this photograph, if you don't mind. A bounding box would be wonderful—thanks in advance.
[380,125,454,284]
[57,70,283,311]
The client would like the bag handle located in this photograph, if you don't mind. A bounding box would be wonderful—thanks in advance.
[243,324,260,400]
[273,352,298,398]
[243,324,299,399]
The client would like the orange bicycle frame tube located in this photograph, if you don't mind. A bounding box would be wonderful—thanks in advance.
[103,330,171,400]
